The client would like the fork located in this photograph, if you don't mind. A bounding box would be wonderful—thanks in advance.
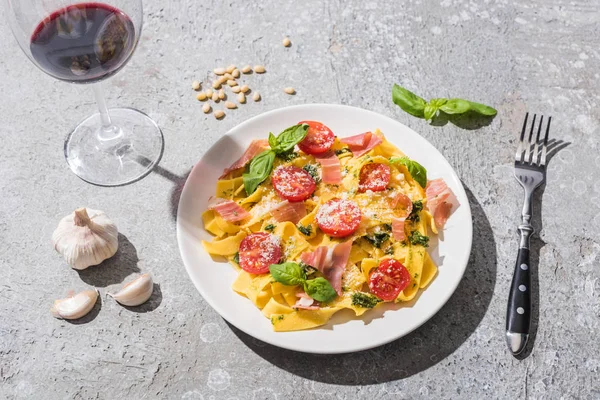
[506,113,551,356]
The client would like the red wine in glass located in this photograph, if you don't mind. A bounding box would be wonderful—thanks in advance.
[30,2,135,83]
[8,0,163,186]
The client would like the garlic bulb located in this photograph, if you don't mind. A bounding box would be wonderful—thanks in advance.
[52,208,118,270]
[50,289,98,320]
[109,274,153,306]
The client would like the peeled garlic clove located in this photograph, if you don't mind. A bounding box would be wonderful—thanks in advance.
[50,289,98,320]
[109,274,153,307]
[52,208,118,270]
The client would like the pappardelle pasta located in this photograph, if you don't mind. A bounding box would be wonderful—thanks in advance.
[202,121,456,332]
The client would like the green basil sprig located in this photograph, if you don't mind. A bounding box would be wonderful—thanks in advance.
[269,124,309,154]
[392,84,497,122]
[270,262,307,286]
[243,124,309,195]
[269,262,337,303]
[392,84,427,118]
[390,156,427,188]
[243,150,275,196]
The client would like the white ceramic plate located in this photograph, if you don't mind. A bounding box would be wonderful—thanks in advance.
[177,104,472,354]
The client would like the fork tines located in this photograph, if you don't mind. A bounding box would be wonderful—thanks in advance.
[515,113,552,167]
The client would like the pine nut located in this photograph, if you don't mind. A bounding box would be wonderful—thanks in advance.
[212,81,221,89]
[214,68,226,75]
[238,92,246,104]
[218,89,225,100]
[232,69,240,78]
[284,87,295,95]
[283,37,291,47]
[242,65,252,74]
[227,80,238,87]
[239,85,248,93]
[202,103,211,113]
[231,86,241,93]
[214,110,225,119]
[254,65,266,73]
[225,101,237,109]
[192,80,201,91]
[226,65,236,73]
[205,89,213,98]
[217,76,227,85]
[224,73,233,80]
[253,92,261,101]
[212,92,219,102]
[196,92,207,101]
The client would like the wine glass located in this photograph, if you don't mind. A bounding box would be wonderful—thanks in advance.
[6,0,163,186]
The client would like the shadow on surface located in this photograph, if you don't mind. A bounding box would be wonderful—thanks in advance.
[513,139,569,359]
[122,283,163,313]
[65,295,102,325]
[169,169,191,222]
[230,185,497,384]
[77,233,140,287]
[138,155,191,222]
[430,111,496,130]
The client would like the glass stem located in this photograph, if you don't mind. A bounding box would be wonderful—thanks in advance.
[93,84,121,141]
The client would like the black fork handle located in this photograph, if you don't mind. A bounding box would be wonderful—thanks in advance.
[506,225,532,355]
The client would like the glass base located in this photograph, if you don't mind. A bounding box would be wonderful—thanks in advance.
[65,108,164,186]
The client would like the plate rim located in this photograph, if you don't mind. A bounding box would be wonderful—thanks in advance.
[177,103,473,354]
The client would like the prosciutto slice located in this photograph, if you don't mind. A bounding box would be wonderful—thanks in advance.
[390,193,413,241]
[340,131,373,149]
[392,217,407,241]
[425,178,456,229]
[207,197,250,222]
[270,201,306,224]
[219,139,269,179]
[390,192,413,214]
[300,246,330,270]
[352,134,383,158]
[300,240,352,295]
[314,152,342,184]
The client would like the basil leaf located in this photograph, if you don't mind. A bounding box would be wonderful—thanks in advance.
[430,98,448,108]
[424,104,437,121]
[466,100,497,116]
[304,277,337,303]
[440,98,471,114]
[269,262,307,286]
[392,84,427,118]
[390,156,427,188]
[243,150,275,195]
[273,124,309,154]
[268,132,278,150]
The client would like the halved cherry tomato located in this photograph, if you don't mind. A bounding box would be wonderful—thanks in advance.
[368,259,411,301]
[358,163,390,193]
[238,232,282,274]
[271,165,316,202]
[378,259,411,290]
[315,198,362,237]
[297,121,336,155]
[369,271,402,301]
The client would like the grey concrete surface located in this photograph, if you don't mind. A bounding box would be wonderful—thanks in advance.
[1,0,599,399]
